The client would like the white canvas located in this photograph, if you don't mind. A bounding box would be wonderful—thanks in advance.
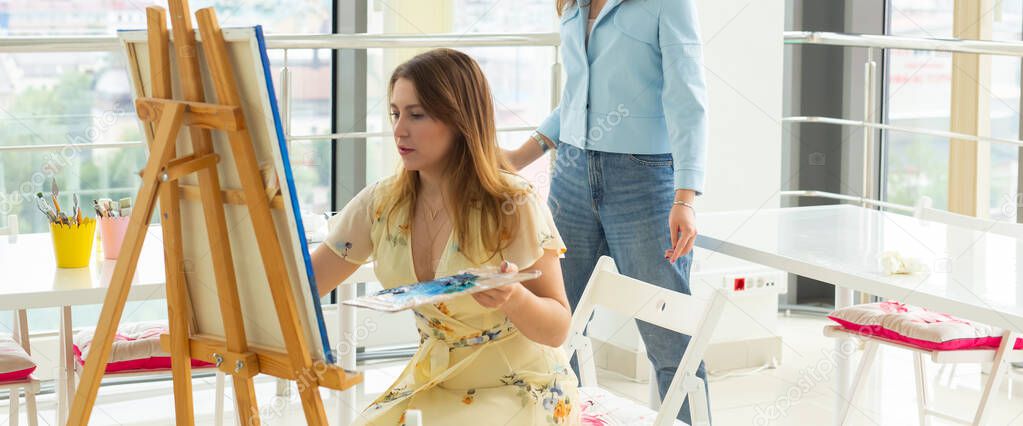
[118,26,333,363]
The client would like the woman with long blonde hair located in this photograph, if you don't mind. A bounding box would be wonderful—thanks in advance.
[313,48,579,425]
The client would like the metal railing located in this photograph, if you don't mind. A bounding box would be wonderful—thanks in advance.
[779,190,916,213]
[783,30,1023,210]
[0,32,560,52]
[785,31,1023,56]
[0,32,562,153]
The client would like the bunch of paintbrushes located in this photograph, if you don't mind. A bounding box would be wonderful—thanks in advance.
[93,197,132,218]
[34,178,86,227]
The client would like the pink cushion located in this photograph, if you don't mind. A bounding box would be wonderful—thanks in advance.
[0,335,36,382]
[0,367,36,382]
[73,322,213,373]
[829,301,1023,351]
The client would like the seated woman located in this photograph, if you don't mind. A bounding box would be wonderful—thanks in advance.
[312,48,580,426]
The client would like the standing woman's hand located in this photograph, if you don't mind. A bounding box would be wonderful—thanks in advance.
[666,195,697,263]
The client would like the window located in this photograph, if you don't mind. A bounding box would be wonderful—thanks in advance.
[266,48,334,215]
[0,0,332,234]
[884,0,954,210]
[0,0,332,332]
[884,0,1022,220]
[989,2,1022,220]
[364,1,559,198]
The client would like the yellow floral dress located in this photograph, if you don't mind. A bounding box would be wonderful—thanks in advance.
[325,173,580,426]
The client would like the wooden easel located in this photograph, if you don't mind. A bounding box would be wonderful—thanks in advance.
[67,2,362,425]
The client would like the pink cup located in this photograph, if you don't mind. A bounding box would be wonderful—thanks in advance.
[98,216,130,260]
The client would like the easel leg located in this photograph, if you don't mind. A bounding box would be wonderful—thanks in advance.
[232,377,260,425]
[161,175,197,425]
[67,104,185,426]
[144,8,198,424]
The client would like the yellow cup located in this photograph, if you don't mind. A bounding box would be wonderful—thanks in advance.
[50,218,96,268]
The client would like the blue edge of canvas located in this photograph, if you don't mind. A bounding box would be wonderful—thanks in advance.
[254,26,336,365]
[118,26,335,365]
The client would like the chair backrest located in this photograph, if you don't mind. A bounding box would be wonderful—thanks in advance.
[0,214,18,243]
[914,196,1023,239]
[564,256,726,426]
[11,310,30,353]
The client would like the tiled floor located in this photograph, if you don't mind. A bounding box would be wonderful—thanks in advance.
[4,313,1023,425]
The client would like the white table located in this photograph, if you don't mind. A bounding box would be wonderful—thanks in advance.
[0,226,375,425]
[694,204,1023,425]
[0,225,167,425]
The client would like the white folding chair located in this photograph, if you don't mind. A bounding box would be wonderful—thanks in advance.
[565,256,726,426]
[2,310,39,426]
[824,198,1023,425]
[826,326,1022,425]
[916,195,1023,387]
[1,216,35,425]
[0,378,38,426]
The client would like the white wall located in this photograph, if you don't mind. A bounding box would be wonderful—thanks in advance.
[699,0,784,215]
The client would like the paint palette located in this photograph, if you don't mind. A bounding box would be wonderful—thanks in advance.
[343,269,542,312]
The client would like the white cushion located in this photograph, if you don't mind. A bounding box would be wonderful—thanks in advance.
[74,321,169,363]
[0,334,36,381]
[579,386,688,426]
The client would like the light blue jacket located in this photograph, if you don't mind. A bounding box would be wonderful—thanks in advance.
[537,0,709,193]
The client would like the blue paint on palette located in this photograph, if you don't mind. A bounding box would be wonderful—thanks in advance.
[345,270,539,312]
[375,273,482,302]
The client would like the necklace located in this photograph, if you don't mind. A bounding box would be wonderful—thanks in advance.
[413,201,450,280]
[419,205,449,247]
[420,195,443,220]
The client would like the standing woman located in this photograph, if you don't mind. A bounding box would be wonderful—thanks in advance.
[506,0,709,422]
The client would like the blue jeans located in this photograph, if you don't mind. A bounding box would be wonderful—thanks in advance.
[548,143,709,424]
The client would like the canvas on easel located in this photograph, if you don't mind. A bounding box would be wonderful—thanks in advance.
[118,18,333,370]
[67,2,360,425]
